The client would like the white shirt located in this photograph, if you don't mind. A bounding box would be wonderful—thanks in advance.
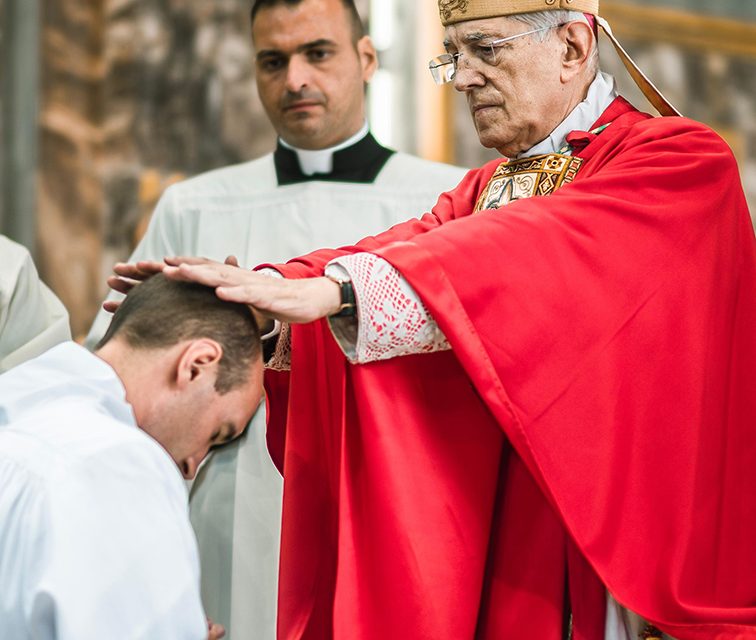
[0,236,71,373]
[0,343,207,640]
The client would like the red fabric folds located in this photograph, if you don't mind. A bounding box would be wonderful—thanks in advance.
[267,99,756,639]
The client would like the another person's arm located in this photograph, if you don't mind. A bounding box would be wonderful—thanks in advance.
[0,237,71,371]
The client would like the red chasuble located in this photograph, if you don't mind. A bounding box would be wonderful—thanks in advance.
[265,98,756,639]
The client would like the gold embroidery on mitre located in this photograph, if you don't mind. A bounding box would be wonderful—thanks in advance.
[473,153,583,213]
[438,0,600,26]
[439,0,470,22]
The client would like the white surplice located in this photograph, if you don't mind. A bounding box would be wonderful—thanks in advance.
[0,343,207,640]
[0,236,71,373]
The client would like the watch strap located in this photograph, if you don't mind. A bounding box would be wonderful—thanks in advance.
[325,274,356,317]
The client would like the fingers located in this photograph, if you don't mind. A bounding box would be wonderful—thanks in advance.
[106,275,139,295]
[112,260,166,280]
[164,255,217,267]
[207,618,226,640]
[106,257,228,307]
[162,263,231,286]
[102,299,122,313]
[224,255,240,267]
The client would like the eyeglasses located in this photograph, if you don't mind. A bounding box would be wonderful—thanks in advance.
[428,25,561,84]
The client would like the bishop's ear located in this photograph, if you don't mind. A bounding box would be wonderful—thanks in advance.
[560,20,594,80]
[175,339,224,389]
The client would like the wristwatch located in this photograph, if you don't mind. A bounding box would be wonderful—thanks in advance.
[325,273,356,318]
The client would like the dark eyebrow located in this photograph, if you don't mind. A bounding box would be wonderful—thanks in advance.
[444,31,496,49]
[257,38,337,59]
[298,38,337,51]
[463,31,499,44]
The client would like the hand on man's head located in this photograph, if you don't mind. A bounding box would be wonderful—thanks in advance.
[104,255,242,313]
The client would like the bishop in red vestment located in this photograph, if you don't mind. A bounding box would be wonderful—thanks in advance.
[261,97,756,640]
[111,1,756,638]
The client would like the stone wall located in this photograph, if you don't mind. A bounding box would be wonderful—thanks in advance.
[39,0,277,337]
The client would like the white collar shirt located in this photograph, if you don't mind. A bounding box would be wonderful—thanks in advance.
[0,343,207,639]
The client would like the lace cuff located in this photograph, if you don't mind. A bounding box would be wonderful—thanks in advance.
[325,254,449,364]
[266,323,291,372]
[257,268,287,368]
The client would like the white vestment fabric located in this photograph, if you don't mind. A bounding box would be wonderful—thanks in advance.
[0,236,71,373]
[86,146,466,640]
[0,343,207,640]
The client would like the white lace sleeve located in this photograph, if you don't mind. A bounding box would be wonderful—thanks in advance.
[325,253,450,364]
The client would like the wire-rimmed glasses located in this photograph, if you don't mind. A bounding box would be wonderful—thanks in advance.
[428,25,561,84]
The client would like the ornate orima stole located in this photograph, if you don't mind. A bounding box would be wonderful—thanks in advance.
[474,153,583,213]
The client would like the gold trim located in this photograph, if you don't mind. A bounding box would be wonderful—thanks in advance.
[438,0,599,26]
[474,154,584,213]
[602,2,756,59]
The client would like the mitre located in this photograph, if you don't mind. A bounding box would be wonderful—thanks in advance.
[437,0,680,117]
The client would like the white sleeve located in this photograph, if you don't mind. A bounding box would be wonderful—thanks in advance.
[32,440,207,640]
[325,253,450,364]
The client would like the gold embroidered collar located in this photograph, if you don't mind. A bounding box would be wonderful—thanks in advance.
[474,153,584,213]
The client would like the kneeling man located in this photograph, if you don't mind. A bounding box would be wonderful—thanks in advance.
[0,274,263,640]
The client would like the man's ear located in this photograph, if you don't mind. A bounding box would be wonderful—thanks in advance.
[357,35,378,84]
[560,21,594,82]
[175,339,224,389]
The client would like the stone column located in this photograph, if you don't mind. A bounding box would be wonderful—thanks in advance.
[38,0,106,339]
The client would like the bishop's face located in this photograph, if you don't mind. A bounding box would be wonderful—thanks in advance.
[445,16,570,158]
[252,0,377,150]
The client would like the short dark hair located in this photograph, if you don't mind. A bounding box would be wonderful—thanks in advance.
[96,274,261,394]
[250,0,365,42]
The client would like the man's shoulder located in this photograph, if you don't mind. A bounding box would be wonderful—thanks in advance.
[586,105,735,170]
[607,105,729,151]
[165,153,277,199]
[0,235,31,264]
[377,152,467,191]
[0,346,174,485]
[0,236,34,289]
[3,397,153,459]
[636,115,730,147]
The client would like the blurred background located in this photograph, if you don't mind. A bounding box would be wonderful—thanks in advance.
[1,0,754,338]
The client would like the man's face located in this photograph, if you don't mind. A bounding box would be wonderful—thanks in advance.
[444,17,568,157]
[252,0,377,150]
[149,356,264,480]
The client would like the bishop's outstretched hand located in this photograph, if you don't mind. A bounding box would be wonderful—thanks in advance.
[106,256,341,325]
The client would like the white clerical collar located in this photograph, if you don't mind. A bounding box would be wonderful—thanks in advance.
[519,71,618,159]
[279,122,370,176]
